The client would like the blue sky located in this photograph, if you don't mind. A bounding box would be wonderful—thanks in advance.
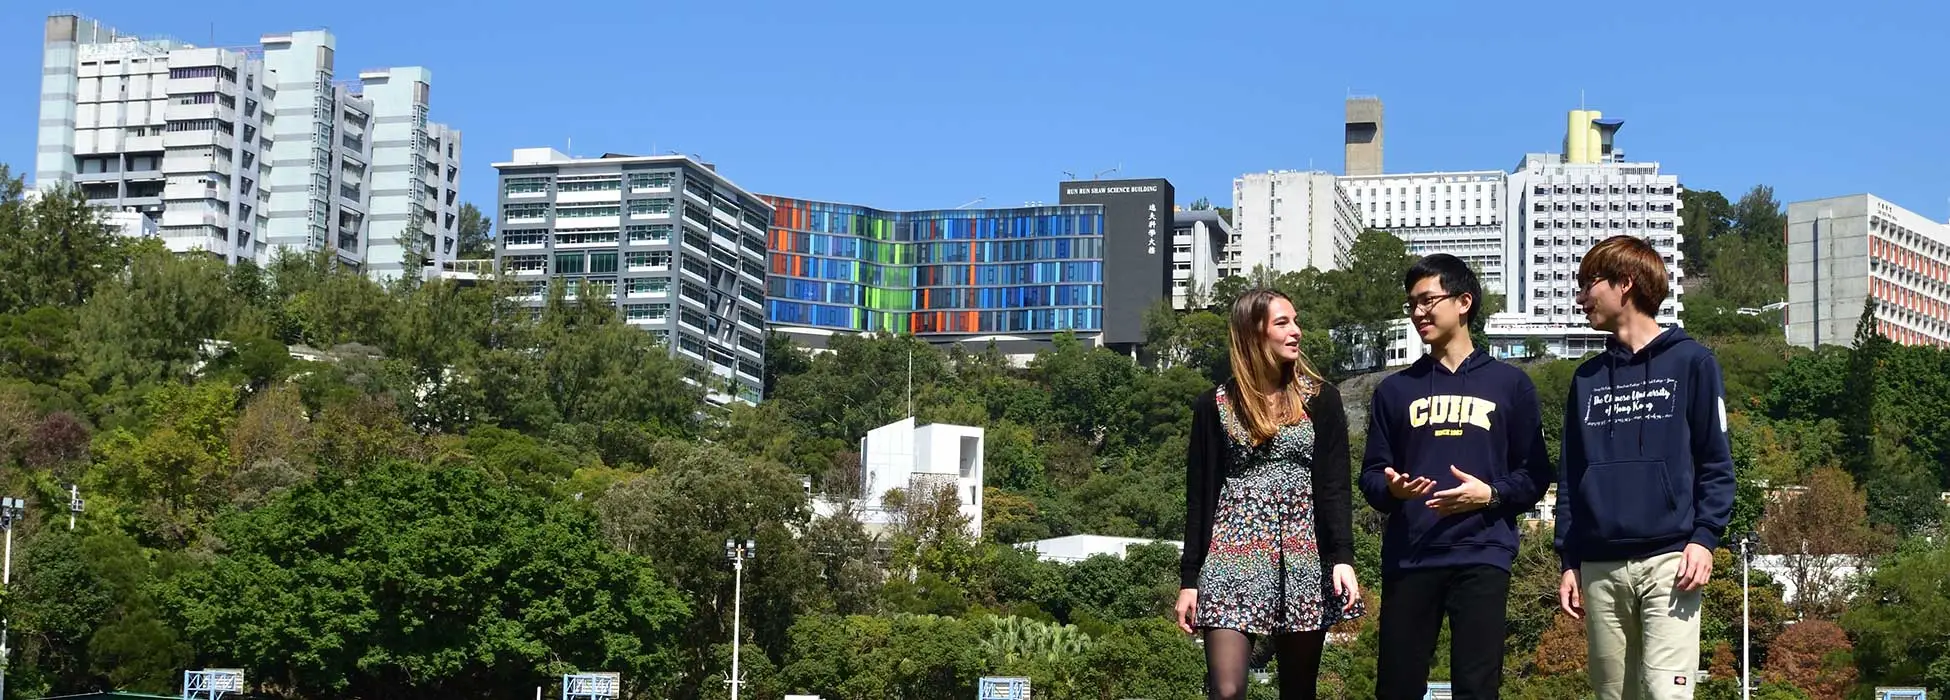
[5,0,1947,219]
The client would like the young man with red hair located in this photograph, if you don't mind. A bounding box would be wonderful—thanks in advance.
[1554,235,1735,700]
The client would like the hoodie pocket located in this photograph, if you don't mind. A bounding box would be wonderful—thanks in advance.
[1578,459,1682,542]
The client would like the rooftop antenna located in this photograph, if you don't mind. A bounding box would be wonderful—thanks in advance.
[1580,89,1586,110]
[1093,164,1121,180]
[1062,170,1077,180]
[955,197,985,209]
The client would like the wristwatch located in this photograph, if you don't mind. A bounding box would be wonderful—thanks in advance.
[1486,487,1501,510]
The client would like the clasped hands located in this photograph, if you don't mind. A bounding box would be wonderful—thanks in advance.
[1384,465,1492,516]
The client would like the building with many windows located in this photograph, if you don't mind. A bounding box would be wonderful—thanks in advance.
[1341,170,1507,293]
[493,148,771,405]
[356,67,463,280]
[259,29,371,268]
[1227,170,1362,276]
[1490,119,1686,359]
[34,13,459,279]
[1786,194,1950,349]
[762,197,1107,356]
[37,15,272,264]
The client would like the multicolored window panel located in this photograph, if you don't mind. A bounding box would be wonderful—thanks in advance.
[763,197,1106,336]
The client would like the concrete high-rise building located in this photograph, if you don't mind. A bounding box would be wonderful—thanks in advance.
[37,15,272,264]
[1171,209,1230,309]
[259,30,371,267]
[1228,170,1363,275]
[1345,96,1384,177]
[35,14,459,279]
[1786,194,1950,349]
[357,67,462,280]
[1488,112,1686,359]
[1341,170,1507,293]
[492,148,771,405]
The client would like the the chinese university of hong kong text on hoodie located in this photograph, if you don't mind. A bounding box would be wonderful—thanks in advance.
[1359,349,1555,575]
[1553,327,1737,571]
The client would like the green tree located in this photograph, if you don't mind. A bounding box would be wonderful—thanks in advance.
[9,530,193,696]
[1731,185,1788,244]
[160,462,690,699]
[0,307,78,388]
[778,613,986,700]
[457,202,494,259]
[1077,617,1205,700]
[0,171,121,314]
[69,243,236,423]
[1763,346,1849,422]
[1840,298,1886,479]
[1841,540,1950,691]
[1029,333,1139,448]
[1678,188,1733,275]
[1707,336,1793,411]
[534,295,702,433]
[1874,345,1950,481]
[592,439,820,695]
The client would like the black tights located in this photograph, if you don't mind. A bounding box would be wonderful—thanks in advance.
[1204,628,1327,700]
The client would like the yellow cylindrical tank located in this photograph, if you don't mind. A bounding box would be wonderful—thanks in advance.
[1584,110,1604,163]
[1566,110,1590,164]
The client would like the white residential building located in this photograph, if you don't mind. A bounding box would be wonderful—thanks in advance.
[1486,112,1686,360]
[356,67,462,280]
[35,14,459,280]
[1227,170,1362,276]
[810,417,986,541]
[259,29,371,267]
[38,16,272,264]
[1341,170,1507,294]
[1785,194,1950,349]
[1171,209,1229,309]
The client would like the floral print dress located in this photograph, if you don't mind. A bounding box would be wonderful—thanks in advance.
[1194,381,1365,634]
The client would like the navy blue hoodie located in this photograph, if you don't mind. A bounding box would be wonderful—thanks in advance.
[1360,349,1554,574]
[1554,327,1736,571]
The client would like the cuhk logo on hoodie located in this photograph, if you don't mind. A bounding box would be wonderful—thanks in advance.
[1408,395,1497,437]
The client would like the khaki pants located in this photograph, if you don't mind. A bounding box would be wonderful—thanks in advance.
[1581,552,1703,700]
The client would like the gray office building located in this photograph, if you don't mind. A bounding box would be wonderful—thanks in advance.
[492,148,771,405]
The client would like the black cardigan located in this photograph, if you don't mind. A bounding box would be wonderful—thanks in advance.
[1179,379,1356,589]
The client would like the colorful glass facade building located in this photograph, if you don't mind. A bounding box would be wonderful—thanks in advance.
[763,197,1107,347]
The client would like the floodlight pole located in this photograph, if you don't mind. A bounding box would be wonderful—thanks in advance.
[725,537,756,700]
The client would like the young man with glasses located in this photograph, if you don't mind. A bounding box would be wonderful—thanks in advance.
[1556,235,1735,700]
[1360,254,1554,699]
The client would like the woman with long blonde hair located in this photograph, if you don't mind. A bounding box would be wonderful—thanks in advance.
[1174,289,1364,700]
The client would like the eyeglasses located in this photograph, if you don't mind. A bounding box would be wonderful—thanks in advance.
[1577,277,1610,296]
[1402,293,1460,316]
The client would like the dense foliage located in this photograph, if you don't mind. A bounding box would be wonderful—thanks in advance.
[0,168,1945,699]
